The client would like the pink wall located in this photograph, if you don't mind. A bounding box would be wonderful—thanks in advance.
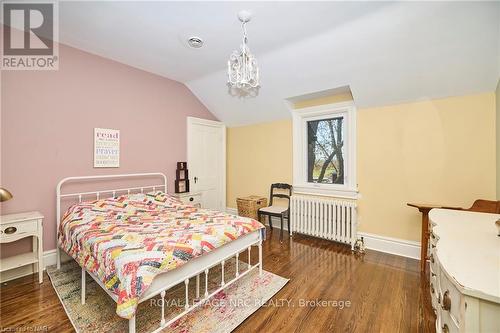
[0,43,217,255]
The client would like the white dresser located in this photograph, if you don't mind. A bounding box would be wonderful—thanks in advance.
[428,209,500,333]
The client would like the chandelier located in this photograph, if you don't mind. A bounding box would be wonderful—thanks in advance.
[227,11,260,97]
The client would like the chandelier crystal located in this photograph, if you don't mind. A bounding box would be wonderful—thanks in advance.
[227,11,260,97]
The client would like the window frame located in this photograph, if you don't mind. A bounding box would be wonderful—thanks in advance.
[292,101,358,198]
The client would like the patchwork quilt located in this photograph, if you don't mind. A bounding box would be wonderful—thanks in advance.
[58,192,264,319]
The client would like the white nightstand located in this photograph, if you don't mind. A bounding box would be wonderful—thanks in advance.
[171,192,202,208]
[0,211,44,283]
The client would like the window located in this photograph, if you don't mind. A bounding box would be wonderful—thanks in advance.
[307,117,345,185]
[292,101,357,198]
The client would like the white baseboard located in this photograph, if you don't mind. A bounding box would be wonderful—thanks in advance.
[1,220,420,285]
[0,249,58,284]
[357,232,421,260]
[227,207,421,260]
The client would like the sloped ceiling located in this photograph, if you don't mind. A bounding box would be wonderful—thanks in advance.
[53,2,500,125]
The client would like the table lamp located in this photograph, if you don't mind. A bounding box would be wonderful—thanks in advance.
[0,188,13,202]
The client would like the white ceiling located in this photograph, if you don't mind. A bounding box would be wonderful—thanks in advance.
[56,1,500,126]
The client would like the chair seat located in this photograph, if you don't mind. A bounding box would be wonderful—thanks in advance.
[259,205,288,214]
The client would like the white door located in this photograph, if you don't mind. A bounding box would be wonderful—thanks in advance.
[187,117,226,211]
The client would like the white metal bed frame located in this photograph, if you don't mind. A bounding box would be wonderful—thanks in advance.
[56,173,263,333]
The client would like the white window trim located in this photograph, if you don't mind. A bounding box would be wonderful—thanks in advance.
[291,101,358,199]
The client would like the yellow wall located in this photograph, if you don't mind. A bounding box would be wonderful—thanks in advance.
[227,120,293,208]
[292,92,353,109]
[358,93,495,240]
[227,93,496,242]
[496,80,500,199]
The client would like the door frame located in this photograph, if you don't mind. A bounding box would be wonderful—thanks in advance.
[187,117,226,211]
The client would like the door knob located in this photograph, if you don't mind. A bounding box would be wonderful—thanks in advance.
[194,177,198,184]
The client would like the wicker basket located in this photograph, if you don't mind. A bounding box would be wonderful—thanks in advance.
[236,195,268,220]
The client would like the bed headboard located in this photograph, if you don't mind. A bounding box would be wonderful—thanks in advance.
[55,172,166,268]
[56,172,167,228]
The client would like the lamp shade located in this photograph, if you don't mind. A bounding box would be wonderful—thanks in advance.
[0,188,13,202]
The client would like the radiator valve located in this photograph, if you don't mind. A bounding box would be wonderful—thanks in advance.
[353,237,365,254]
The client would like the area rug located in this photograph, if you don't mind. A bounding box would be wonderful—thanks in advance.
[47,259,288,333]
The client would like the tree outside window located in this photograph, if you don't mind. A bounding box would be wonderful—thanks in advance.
[307,117,344,184]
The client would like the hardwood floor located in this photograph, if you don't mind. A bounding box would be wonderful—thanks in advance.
[0,228,435,332]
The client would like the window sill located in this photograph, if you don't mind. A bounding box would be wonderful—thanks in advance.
[293,185,359,200]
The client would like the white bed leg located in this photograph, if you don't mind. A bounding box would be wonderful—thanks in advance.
[81,267,86,305]
[247,247,251,270]
[235,252,239,277]
[129,315,136,333]
[56,248,61,270]
[204,269,209,298]
[195,274,200,299]
[221,260,225,286]
[205,269,208,298]
[184,279,189,310]
[160,290,166,326]
[258,241,263,276]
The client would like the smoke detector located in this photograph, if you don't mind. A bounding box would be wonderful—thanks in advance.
[187,36,204,48]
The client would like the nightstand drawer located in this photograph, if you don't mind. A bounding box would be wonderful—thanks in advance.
[172,192,202,208]
[184,195,199,203]
[0,220,38,240]
[183,195,201,208]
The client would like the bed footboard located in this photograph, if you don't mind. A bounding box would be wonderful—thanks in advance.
[128,237,263,333]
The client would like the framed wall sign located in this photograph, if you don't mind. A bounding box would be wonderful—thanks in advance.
[94,128,120,168]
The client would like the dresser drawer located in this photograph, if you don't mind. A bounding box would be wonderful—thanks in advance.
[435,313,442,333]
[429,229,439,249]
[439,269,463,325]
[429,248,439,276]
[440,307,460,333]
[430,273,439,311]
[0,220,38,241]
[430,264,440,289]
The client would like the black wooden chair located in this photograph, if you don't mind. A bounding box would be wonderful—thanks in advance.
[258,183,293,241]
